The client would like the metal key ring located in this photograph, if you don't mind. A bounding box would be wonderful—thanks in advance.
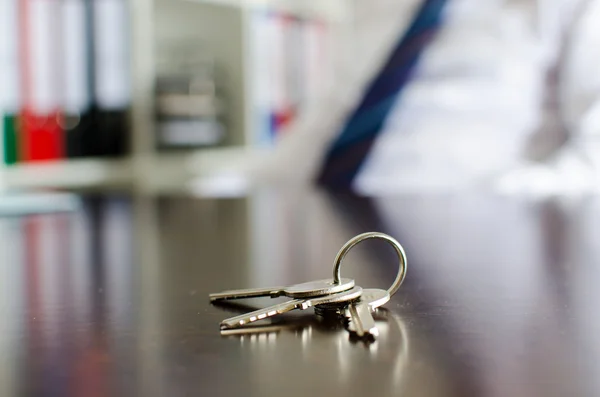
[332,232,407,297]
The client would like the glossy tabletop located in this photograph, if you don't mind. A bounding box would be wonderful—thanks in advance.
[1,190,600,397]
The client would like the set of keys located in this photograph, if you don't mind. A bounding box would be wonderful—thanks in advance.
[210,232,407,340]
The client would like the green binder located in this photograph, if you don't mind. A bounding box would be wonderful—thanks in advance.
[3,114,18,165]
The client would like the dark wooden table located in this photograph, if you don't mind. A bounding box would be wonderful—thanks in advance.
[1,190,600,397]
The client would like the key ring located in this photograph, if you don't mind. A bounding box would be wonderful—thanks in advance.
[332,232,407,297]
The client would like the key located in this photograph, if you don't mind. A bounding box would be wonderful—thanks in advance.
[346,288,390,339]
[220,286,363,329]
[209,278,355,302]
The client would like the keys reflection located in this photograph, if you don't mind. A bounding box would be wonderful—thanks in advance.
[217,301,409,390]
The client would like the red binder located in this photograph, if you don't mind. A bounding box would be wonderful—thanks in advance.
[21,111,63,161]
[20,0,63,162]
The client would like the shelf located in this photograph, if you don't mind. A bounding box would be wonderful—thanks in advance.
[136,147,262,194]
[0,149,259,192]
[187,146,263,175]
[186,146,263,196]
[182,0,350,21]
[3,159,133,190]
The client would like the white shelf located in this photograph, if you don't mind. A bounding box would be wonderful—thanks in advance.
[187,146,264,175]
[3,159,133,189]
[134,146,262,193]
[183,0,350,21]
[0,148,258,192]
[186,146,262,196]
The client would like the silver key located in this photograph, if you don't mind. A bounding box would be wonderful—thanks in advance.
[220,286,363,329]
[347,288,390,339]
[209,278,355,302]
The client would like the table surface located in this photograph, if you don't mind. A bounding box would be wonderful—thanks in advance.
[1,190,600,397]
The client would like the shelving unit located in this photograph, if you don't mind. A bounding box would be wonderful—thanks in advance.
[0,0,354,194]
[3,159,133,189]
[183,0,350,22]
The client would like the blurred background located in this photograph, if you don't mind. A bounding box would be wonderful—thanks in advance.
[1,0,598,199]
[0,0,348,198]
[3,1,600,395]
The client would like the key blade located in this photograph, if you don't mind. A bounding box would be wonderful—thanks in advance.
[220,299,301,329]
[209,286,285,302]
[349,303,378,338]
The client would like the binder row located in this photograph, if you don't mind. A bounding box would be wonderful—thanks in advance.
[251,11,333,145]
[0,0,130,165]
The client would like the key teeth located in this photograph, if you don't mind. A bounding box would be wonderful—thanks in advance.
[220,322,236,330]
[347,319,379,340]
[220,319,245,330]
